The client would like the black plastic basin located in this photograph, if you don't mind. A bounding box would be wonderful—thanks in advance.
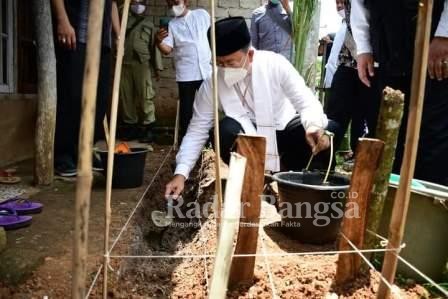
[96,147,149,189]
[272,171,350,244]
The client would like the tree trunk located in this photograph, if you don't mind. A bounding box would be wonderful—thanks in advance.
[33,0,57,186]
[364,87,405,251]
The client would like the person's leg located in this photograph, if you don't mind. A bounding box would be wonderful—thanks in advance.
[358,68,382,140]
[325,66,358,149]
[72,45,88,160]
[277,116,336,172]
[119,64,138,126]
[349,118,366,152]
[138,62,156,126]
[178,80,203,142]
[209,117,244,165]
[54,47,72,161]
[118,63,140,140]
[347,69,381,151]
[414,78,448,185]
[94,47,111,144]
[276,116,310,171]
[54,44,86,175]
[136,62,156,143]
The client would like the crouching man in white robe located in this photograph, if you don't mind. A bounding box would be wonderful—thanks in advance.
[165,16,338,198]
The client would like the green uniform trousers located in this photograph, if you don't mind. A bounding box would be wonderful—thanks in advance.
[120,61,156,125]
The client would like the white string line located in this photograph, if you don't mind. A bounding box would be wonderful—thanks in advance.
[366,229,447,295]
[366,229,405,249]
[85,264,104,299]
[260,232,279,299]
[339,233,398,295]
[107,247,403,259]
[108,147,173,254]
[86,147,173,298]
[395,254,448,297]
[366,229,389,243]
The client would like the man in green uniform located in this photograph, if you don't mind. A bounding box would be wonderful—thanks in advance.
[120,0,163,143]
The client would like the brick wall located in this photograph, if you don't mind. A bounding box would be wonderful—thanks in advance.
[146,0,266,126]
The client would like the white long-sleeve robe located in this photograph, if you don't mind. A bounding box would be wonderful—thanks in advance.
[174,50,328,179]
[351,0,448,56]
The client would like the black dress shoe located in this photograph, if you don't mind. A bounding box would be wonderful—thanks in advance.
[139,124,155,144]
[118,124,139,141]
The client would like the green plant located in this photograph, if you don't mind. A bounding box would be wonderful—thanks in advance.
[422,282,447,298]
[292,0,318,78]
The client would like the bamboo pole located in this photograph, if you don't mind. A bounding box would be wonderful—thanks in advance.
[33,0,57,186]
[103,0,131,297]
[103,116,110,147]
[209,153,246,299]
[72,0,105,298]
[335,138,384,285]
[377,0,433,297]
[229,135,266,287]
[173,100,180,150]
[209,0,224,233]
[364,88,404,251]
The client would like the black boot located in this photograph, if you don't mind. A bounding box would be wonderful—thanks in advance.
[118,124,139,141]
[139,124,155,144]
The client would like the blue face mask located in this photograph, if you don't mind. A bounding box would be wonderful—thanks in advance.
[270,0,280,5]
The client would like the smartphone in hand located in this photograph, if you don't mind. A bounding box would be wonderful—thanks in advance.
[159,17,172,31]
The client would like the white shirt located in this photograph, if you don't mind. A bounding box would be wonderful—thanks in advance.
[162,9,212,82]
[175,51,328,178]
[351,0,448,55]
[324,21,347,88]
[234,73,256,122]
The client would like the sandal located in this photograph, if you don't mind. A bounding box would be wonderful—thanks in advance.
[0,197,43,215]
[0,207,32,230]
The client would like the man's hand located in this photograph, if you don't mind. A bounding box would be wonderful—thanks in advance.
[156,28,169,45]
[356,53,375,87]
[305,126,330,155]
[321,35,333,45]
[155,28,173,55]
[57,19,76,50]
[165,174,186,200]
[428,37,448,81]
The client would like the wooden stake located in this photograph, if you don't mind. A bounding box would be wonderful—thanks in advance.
[33,0,57,186]
[103,0,131,297]
[209,0,224,233]
[228,135,266,287]
[336,138,384,285]
[209,153,247,299]
[72,0,106,298]
[364,88,404,251]
[377,1,433,297]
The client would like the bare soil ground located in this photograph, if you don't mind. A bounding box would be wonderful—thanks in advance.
[99,150,429,299]
[0,146,432,298]
[0,145,174,298]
